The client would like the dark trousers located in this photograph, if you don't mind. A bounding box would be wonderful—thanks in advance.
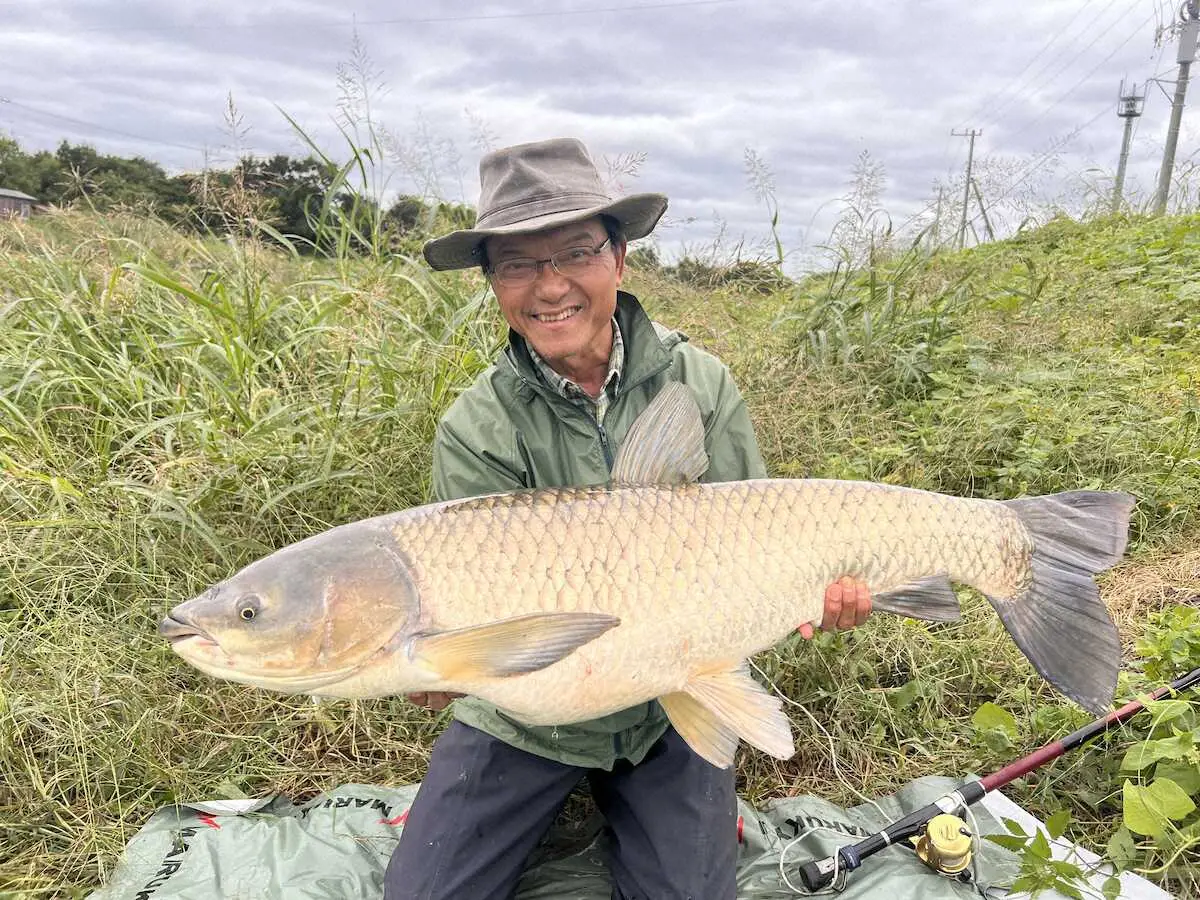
[383,721,738,900]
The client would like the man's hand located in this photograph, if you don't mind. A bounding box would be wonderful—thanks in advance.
[797,576,871,639]
[405,691,464,711]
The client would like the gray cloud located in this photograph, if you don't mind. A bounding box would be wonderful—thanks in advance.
[2,0,1193,269]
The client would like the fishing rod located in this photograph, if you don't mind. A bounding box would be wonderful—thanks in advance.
[797,666,1200,892]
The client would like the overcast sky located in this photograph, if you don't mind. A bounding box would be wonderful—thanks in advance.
[2,0,1195,269]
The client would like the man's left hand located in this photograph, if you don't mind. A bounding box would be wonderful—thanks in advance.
[796,575,871,639]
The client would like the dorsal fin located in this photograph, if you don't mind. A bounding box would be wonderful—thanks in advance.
[611,382,709,485]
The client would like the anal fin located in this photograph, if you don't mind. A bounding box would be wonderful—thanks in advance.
[659,691,740,769]
[660,662,795,768]
[410,612,619,681]
[874,574,961,622]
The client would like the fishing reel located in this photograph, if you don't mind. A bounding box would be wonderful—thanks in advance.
[910,813,975,881]
[796,667,1200,894]
[796,809,977,892]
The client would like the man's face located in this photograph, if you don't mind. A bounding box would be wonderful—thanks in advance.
[485,217,626,368]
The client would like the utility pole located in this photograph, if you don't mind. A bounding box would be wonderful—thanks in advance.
[951,128,981,249]
[971,179,995,241]
[1153,1,1200,215]
[1112,80,1146,213]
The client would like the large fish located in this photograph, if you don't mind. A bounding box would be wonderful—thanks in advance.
[161,384,1132,767]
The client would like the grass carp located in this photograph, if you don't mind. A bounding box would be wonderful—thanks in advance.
[161,383,1133,767]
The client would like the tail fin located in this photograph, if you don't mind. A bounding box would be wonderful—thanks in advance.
[987,490,1135,715]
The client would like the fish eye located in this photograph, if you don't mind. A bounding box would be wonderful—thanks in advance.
[237,595,262,622]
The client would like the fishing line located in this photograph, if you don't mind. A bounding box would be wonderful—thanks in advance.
[747,655,891,895]
[961,803,994,899]
[778,824,848,895]
[748,656,889,821]
[751,654,1003,897]
[793,666,1200,893]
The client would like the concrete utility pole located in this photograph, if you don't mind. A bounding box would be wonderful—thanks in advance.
[1153,1,1200,215]
[971,179,995,241]
[1112,80,1146,213]
[951,128,981,249]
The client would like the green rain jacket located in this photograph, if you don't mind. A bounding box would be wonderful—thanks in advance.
[431,290,767,769]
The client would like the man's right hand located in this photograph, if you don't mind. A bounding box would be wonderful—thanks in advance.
[405,692,464,711]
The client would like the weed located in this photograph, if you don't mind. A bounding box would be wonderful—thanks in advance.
[1,203,1199,896]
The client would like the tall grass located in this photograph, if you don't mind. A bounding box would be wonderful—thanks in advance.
[0,205,503,894]
[2,204,1199,895]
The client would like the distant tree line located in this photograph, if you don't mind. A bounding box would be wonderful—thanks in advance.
[0,137,471,254]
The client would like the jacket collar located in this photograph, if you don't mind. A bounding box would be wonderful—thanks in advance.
[504,290,672,399]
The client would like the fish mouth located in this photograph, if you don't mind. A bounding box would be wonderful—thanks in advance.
[159,614,217,648]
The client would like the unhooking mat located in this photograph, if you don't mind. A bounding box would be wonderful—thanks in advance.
[87,776,1170,899]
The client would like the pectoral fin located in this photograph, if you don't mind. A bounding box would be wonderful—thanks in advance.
[874,574,961,622]
[409,612,620,681]
[660,662,795,768]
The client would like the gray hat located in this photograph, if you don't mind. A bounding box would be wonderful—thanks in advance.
[422,137,668,271]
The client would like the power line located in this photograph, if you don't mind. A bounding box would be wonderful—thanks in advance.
[956,0,1103,129]
[978,0,1129,127]
[967,104,1112,231]
[1143,0,1188,154]
[985,0,1140,127]
[1002,7,1158,146]
[903,103,1109,245]
[0,97,205,153]
[45,0,747,36]
[1152,0,1200,213]
[894,137,975,239]
[300,0,745,25]
[1127,19,1174,164]
[876,4,1163,243]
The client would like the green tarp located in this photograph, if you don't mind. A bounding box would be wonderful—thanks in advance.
[86,777,1160,899]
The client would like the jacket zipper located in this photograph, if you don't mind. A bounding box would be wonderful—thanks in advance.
[506,353,618,473]
[505,344,671,430]
[595,417,613,471]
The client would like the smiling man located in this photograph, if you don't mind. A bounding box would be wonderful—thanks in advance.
[383,138,871,900]
[488,221,620,396]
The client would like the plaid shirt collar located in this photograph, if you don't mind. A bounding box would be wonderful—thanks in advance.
[528,316,624,412]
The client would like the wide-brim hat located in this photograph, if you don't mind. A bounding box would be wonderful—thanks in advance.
[423,137,668,271]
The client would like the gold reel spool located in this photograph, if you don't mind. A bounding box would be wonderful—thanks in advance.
[911,813,974,877]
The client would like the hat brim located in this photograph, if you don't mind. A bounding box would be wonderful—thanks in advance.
[422,193,668,271]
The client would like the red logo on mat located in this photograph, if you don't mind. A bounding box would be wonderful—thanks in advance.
[196,814,221,830]
[380,809,409,826]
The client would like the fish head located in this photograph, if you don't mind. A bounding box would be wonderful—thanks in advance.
[160,523,420,693]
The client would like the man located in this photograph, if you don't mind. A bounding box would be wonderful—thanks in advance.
[383,138,870,900]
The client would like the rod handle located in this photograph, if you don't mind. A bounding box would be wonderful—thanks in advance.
[798,855,838,891]
[798,847,860,891]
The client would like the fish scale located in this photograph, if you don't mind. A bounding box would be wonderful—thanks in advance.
[384,479,1030,729]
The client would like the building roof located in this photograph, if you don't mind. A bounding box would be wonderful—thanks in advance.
[0,188,39,202]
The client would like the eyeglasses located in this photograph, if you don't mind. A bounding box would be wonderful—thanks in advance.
[488,238,613,287]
